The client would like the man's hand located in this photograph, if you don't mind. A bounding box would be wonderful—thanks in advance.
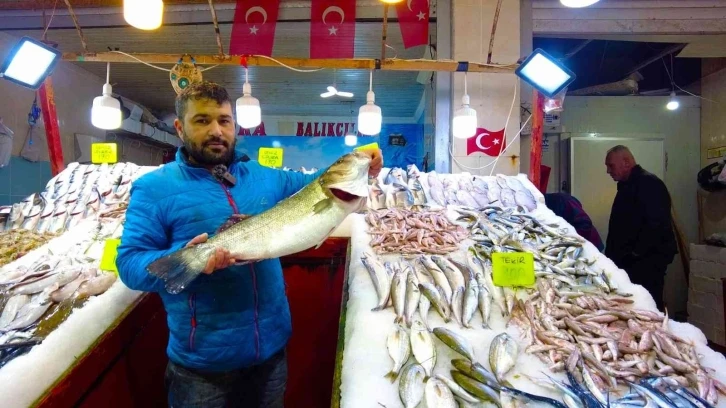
[185,233,237,274]
[362,148,384,178]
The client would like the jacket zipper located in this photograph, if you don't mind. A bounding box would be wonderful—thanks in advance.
[218,181,260,361]
[188,293,197,351]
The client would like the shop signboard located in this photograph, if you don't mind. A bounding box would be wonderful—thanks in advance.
[295,121,357,137]
[492,252,535,287]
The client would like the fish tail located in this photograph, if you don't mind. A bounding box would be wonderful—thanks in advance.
[146,244,214,294]
[384,371,399,383]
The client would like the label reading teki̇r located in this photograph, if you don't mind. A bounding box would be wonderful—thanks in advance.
[91,143,118,164]
[492,252,535,287]
[258,147,283,168]
[100,238,121,274]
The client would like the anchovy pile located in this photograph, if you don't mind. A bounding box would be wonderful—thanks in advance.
[0,230,58,268]
[0,162,138,236]
[457,206,726,407]
[365,209,469,255]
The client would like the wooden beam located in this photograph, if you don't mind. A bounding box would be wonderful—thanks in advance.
[62,52,518,74]
[0,0,226,10]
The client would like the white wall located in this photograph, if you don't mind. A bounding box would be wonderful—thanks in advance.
[699,66,726,240]
[0,31,107,163]
[450,0,521,176]
[531,96,701,316]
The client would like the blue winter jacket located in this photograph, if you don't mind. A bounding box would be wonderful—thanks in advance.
[116,148,321,372]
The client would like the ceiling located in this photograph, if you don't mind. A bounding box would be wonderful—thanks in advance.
[10,19,435,119]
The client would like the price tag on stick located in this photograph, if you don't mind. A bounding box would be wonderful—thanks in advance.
[492,252,535,287]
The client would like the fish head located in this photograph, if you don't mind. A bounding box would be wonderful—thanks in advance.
[320,151,371,204]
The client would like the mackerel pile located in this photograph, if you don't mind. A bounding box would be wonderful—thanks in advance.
[355,175,725,407]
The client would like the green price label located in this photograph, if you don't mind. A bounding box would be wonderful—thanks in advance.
[258,147,283,168]
[492,252,535,287]
[99,238,121,274]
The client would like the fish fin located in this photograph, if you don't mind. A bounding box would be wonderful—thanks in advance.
[215,214,250,234]
[313,198,333,214]
[146,243,215,294]
[384,371,399,383]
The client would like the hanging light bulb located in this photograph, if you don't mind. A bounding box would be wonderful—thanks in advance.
[666,91,679,111]
[358,71,382,136]
[452,73,477,139]
[92,63,122,130]
[236,68,262,129]
[124,0,164,30]
[379,0,404,3]
[560,0,600,7]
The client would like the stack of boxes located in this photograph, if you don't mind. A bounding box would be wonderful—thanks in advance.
[687,244,726,346]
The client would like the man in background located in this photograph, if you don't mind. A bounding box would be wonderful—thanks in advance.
[544,192,604,252]
[604,145,676,310]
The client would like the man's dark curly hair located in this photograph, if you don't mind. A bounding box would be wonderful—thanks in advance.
[175,81,232,120]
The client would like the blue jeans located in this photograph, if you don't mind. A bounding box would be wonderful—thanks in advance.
[165,349,287,408]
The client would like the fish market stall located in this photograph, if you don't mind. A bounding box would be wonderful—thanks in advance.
[0,162,168,407]
[336,168,726,408]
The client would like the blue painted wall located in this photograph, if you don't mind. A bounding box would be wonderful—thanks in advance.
[0,157,52,206]
[234,123,424,170]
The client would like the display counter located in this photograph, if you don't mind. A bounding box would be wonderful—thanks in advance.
[334,172,726,408]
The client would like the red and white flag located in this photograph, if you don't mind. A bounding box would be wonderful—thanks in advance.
[310,0,356,58]
[395,0,430,49]
[229,0,281,56]
[466,127,506,157]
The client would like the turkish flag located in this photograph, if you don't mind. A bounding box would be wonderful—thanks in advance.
[310,0,356,58]
[229,0,281,56]
[395,0,429,49]
[466,127,506,157]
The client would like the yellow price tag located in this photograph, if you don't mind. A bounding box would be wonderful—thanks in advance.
[492,252,535,287]
[99,238,121,274]
[258,147,283,168]
[91,143,118,164]
[355,142,379,152]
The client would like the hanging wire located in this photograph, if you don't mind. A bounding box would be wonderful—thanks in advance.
[106,62,110,84]
[62,0,89,52]
[660,56,718,103]
[369,70,373,92]
[253,55,325,73]
[207,0,225,56]
[41,0,59,40]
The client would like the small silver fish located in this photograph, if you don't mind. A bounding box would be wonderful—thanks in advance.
[425,377,456,408]
[385,325,411,382]
[489,332,519,383]
[399,364,426,408]
[462,279,479,328]
[391,264,407,324]
[411,318,436,377]
[404,270,421,327]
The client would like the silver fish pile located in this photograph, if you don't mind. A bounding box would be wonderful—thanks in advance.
[426,172,537,212]
[0,162,137,236]
[457,205,726,406]
[365,209,469,255]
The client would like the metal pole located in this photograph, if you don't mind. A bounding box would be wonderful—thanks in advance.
[529,89,544,191]
[38,77,65,176]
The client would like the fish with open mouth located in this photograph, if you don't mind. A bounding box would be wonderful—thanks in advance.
[147,151,372,294]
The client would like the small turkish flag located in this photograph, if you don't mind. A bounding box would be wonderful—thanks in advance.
[310,0,356,58]
[466,128,506,157]
[395,0,430,49]
[229,0,281,56]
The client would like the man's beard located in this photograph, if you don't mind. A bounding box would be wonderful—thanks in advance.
[182,133,236,166]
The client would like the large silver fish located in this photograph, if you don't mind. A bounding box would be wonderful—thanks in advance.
[489,332,519,383]
[147,152,371,294]
[386,325,411,382]
[399,364,426,408]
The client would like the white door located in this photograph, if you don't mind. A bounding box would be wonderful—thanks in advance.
[569,137,665,243]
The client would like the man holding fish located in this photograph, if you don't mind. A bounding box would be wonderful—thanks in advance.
[116,82,382,408]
